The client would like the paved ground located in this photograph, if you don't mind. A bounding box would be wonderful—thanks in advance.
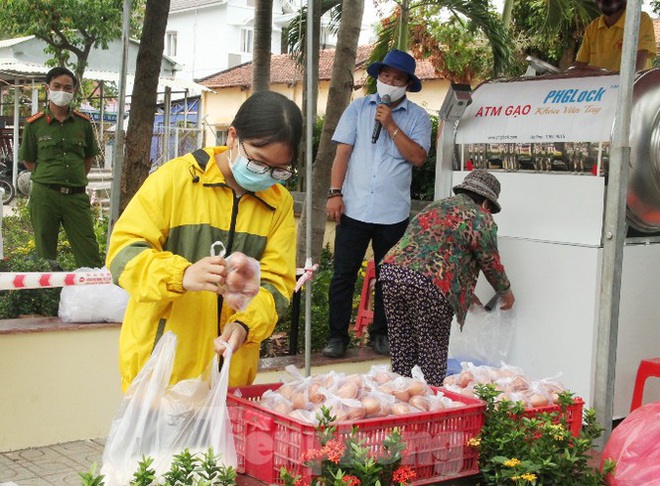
[0,438,107,485]
[0,438,482,485]
[0,438,269,485]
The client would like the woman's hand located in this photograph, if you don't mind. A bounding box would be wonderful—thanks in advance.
[182,255,227,294]
[214,321,249,357]
[499,289,515,310]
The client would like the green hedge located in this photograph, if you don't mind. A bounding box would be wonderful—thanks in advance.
[0,200,108,318]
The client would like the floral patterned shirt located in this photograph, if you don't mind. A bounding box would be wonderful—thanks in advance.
[382,193,510,324]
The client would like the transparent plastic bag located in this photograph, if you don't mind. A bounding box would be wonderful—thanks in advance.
[602,401,660,485]
[448,303,516,367]
[100,332,237,485]
[58,267,129,322]
[210,241,260,311]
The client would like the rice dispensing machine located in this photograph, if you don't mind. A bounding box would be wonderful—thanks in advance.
[436,70,660,418]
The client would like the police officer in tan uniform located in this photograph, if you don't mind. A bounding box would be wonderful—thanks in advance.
[18,66,102,269]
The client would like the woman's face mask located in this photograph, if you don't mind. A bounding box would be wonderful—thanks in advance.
[228,140,280,192]
[48,89,74,107]
[376,80,407,103]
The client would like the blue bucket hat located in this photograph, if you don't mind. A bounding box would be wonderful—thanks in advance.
[366,49,422,93]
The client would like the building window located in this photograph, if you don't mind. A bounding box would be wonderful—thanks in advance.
[241,28,253,54]
[216,128,228,146]
[166,31,178,57]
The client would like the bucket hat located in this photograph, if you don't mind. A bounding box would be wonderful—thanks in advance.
[452,169,502,213]
[366,50,422,93]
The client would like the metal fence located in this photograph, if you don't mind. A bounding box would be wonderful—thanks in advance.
[151,125,203,168]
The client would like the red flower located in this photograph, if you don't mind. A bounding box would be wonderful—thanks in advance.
[341,475,361,486]
[322,438,347,464]
[301,448,325,463]
[392,465,417,484]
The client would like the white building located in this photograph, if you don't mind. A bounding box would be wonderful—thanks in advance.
[166,0,378,81]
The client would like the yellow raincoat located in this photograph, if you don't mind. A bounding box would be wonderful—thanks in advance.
[107,147,296,391]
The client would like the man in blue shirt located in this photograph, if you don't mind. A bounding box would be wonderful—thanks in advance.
[323,50,432,358]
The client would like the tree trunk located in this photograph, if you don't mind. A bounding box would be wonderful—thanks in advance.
[397,0,410,49]
[119,0,170,213]
[502,0,514,30]
[559,39,577,71]
[253,0,273,92]
[296,0,364,265]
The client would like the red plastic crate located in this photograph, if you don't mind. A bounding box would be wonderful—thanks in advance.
[227,383,485,485]
[522,398,585,437]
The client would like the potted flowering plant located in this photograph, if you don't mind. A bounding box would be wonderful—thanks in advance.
[280,407,417,486]
[471,384,615,485]
[79,448,237,485]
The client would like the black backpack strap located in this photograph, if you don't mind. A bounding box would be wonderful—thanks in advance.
[191,149,210,169]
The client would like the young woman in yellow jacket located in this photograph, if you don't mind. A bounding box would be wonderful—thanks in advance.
[107,91,302,391]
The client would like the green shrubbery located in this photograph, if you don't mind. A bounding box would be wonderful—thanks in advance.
[80,448,237,486]
[473,384,614,485]
[0,199,108,318]
[270,245,365,355]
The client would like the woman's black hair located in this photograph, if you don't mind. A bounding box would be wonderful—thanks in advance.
[45,67,78,88]
[232,91,303,162]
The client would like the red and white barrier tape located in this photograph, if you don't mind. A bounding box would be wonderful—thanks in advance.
[2,262,317,292]
[0,271,113,290]
[294,259,318,293]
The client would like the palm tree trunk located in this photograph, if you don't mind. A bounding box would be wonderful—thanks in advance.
[296,0,365,265]
[397,0,410,49]
[559,39,577,70]
[253,0,273,92]
[502,0,514,29]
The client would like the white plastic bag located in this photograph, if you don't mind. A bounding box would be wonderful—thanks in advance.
[448,303,515,367]
[210,241,260,311]
[223,252,260,311]
[101,332,237,485]
[58,267,128,322]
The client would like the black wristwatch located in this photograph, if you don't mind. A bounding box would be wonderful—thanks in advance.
[327,188,343,198]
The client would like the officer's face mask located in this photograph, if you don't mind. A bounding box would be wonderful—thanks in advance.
[48,89,74,107]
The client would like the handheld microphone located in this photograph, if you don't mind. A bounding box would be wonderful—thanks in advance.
[371,94,391,143]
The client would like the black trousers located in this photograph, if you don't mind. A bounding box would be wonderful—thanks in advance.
[328,214,408,343]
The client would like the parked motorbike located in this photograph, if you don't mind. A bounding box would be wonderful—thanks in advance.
[0,159,30,205]
[0,160,16,205]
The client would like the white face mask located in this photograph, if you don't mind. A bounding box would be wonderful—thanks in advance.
[48,89,74,107]
[376,79,407,103]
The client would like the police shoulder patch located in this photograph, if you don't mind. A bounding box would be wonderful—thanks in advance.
[73,110,91,121]
[26,112,45,124]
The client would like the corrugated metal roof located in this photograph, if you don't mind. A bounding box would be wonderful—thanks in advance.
[198,45,441,89]
[0,59,208,92]
[0,35,35,48]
